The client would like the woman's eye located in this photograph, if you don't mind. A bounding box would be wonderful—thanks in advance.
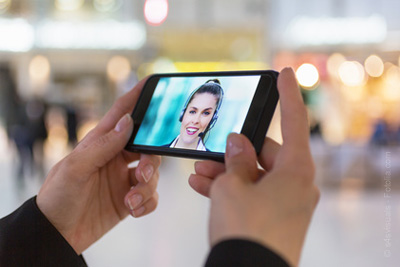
[203,111,210,116]
[189,110,196,114]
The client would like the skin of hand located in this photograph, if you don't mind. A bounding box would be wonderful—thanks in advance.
[189,68,320,266]
[37,78,161,255]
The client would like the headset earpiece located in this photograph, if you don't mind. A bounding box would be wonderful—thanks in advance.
[179,108,185,122]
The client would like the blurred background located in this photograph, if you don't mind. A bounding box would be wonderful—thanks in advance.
[0,0,399,266]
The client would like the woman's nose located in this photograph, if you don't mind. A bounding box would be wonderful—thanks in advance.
[191,114,200,124]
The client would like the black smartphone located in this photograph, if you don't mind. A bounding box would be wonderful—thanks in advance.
[125,70,279,162]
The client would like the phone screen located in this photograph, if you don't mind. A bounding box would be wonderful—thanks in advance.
[132,75,262,153]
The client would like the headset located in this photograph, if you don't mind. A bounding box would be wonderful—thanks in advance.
[179,79,224,137]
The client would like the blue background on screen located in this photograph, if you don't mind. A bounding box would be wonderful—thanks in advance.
[133,75,261,153]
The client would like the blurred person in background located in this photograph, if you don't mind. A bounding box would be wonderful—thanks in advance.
[370,118,400,146]
[0,68,318,267]
[65,104,79,146]
[0,64,48,179]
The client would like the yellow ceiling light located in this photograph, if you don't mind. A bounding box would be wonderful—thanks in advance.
[338,61,366,87]
[364,54,384,77]
[29,55,51,83]
[382,65,400,101]
[55,0,84,11]
[107,56,131,82]
[94,0,122,12]
[327,53,346,79]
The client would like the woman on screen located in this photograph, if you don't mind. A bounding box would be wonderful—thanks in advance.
[168,79,224,151]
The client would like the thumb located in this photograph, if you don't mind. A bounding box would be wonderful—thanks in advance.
[73,113,134,174]
[224,133,258,183]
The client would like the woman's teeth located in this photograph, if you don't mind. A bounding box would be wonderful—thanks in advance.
[186,127,198,135]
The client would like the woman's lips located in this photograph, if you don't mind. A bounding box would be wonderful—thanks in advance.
[186,127,199,136]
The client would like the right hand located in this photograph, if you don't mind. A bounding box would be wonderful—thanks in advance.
[37,78,161,255]
[189,68,320,266]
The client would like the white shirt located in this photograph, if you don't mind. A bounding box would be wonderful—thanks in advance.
[169,135,207,151]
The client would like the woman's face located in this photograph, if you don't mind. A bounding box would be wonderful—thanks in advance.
[180,92,218,146]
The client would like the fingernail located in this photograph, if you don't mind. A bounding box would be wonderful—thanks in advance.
[128,194,143,210]
[131,206,145,217]
[115,114,131,132]
[227,133,243,158]
[141,165,154,183]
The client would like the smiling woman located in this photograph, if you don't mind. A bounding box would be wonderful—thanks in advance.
[167,79,224,151]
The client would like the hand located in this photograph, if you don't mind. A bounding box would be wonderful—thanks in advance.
[37,78,161,255]
[189,68,320,266]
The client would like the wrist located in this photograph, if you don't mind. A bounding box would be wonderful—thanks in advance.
[36,194,83,255]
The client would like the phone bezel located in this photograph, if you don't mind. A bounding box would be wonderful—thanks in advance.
[125,70,279,162]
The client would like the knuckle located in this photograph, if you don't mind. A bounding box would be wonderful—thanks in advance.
[113,97,126,114]
[61,153,79,174]
[294,157,315,183]
[211,173,240,196]
[138,179,158,199]
[94,134,111,148]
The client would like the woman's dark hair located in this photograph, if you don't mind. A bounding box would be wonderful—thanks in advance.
[189,79,223,106]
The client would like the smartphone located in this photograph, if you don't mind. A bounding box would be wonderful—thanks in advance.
[125,70,279,162]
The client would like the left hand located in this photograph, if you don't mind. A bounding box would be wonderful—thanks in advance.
[37,78,161,255]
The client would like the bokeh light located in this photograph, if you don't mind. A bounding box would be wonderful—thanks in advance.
[107,56,131,82]
[152,57,177,73]
[29,55,51,84]
[338,61,366,87]
[144,0,168,26]
[93,0,122,12]
[323,119,347,145]
[364,54,384,77]
[55,0,84,11]
[296,63,319,89]
[382,65,400,101]
[327,53,346,79]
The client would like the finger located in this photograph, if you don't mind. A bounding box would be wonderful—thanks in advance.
[188,173,214,197]
[127,167,140,187]
[125,169,159,211]
[257,137,281,172]
[194,160,225,178]
[70,113,133,175]
[122,150,141,166]
[224,133,258,183]
[135,154,162,183]
[129,192,159,218]
[278,68,310,154]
